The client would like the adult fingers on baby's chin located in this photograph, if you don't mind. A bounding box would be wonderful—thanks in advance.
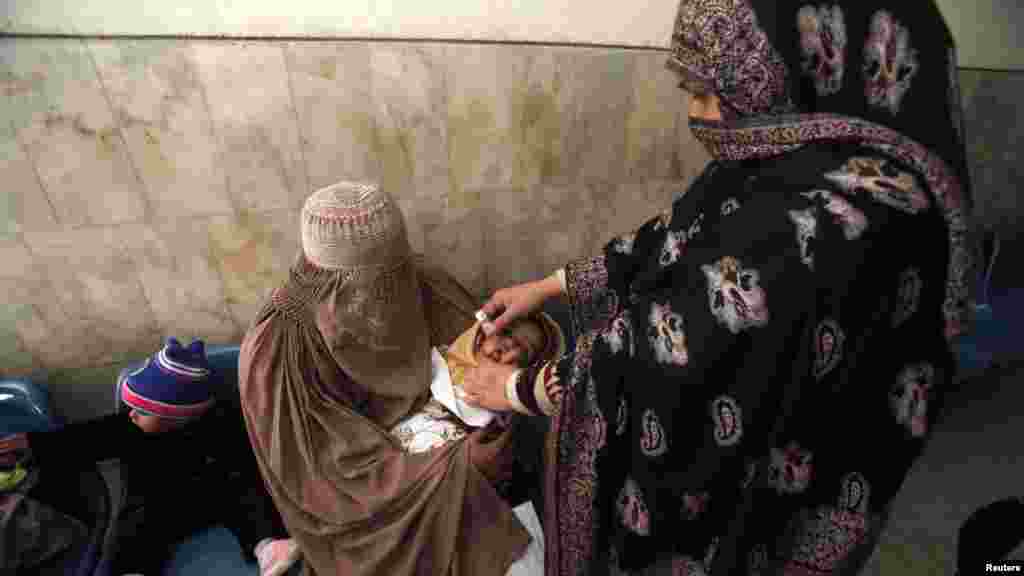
[481,313,507,335]
[493,312,519,334]
[481,298,504,316]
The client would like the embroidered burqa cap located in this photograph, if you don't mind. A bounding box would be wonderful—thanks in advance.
[301,181,410,272]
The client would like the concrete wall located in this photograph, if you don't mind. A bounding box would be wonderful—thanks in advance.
[1,3,1021,421]
[960,69,1024,235]
[0,38,706,419]
[934,0,1024,71]
[1,0,676,48]
[5,0,1023,70]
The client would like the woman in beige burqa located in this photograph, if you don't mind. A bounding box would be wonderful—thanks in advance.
[238,181,531,575]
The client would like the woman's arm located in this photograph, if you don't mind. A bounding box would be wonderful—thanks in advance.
[479,271,565,337]
[562,209,673,334]
[480,209,669,338]
[512,216,670,416]
[461,355,560,417]
[505,360,561,417]
[473,207,678,415]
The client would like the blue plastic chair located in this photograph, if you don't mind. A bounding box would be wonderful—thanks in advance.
[0,379,55,437]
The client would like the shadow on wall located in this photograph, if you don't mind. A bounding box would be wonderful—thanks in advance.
[0,37,707,419]
[4,39,1018,421]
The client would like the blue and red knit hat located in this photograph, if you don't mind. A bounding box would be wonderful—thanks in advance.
[121,338,215,421]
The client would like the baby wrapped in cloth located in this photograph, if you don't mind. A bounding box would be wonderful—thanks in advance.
[390,312,565,452]
[387,312,563,576]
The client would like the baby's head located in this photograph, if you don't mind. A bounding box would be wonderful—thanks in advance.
[121,338,215,434]
[477,317,548,368]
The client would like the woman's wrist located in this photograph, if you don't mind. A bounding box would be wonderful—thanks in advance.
[504,370,530,414]
[515,365,545,416]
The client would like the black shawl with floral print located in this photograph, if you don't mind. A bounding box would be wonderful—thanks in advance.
[541,1,968,575]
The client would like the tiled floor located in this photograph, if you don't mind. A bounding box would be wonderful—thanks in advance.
[861,357,1024,575]
[864,243,1024,573]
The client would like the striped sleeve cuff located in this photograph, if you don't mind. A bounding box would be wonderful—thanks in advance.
[503,361,561,417]
[505,370,531,415]
[534,362,560,416]
[518,364,544,416]
[502,363,551,416]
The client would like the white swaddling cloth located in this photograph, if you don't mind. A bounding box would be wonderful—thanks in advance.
[399,348,541,575]
[430,347,497,428]
[507,502,545,576]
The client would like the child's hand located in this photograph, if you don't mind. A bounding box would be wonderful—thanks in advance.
[460,356,517,412]
[0,433,29,468]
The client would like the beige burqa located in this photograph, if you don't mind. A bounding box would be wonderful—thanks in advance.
[238,182,529,575]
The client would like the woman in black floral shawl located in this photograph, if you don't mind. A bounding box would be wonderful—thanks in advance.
[461,0,972,574]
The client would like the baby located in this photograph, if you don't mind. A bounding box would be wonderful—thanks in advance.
[475,312,549,367]
[445,312,564,413]
[389,312,564,453]
[448,312,558,383]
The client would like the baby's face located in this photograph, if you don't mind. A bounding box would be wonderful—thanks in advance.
[129,409,187,434]
[478,319,545,368]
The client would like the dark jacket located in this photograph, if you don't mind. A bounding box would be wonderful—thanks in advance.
[26,387,260,502]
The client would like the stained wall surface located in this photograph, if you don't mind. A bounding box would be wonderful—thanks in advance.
[0,39,706,418]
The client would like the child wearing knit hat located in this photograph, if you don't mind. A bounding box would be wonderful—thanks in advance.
[0,338,301,576]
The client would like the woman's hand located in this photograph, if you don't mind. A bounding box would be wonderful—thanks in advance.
[479,275,562,336]
[460,356,518,412]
